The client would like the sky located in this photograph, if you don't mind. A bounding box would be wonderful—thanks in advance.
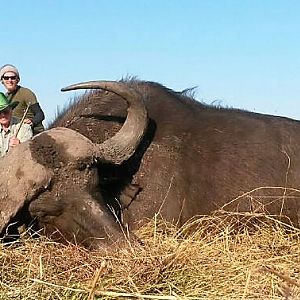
[1,1,300,126]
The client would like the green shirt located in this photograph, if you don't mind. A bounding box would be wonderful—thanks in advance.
[6,86,45,134]
[0,117,33,157]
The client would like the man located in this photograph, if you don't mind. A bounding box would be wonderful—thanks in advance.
[0,64,45,135]
[0,92,32,157]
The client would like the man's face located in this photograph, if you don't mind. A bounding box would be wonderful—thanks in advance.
[0,108,12,127]
[1,71,19,92]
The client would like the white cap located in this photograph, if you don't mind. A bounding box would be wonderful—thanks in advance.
[0,64,19,79]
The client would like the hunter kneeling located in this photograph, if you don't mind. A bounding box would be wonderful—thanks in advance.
[0,92,32,157]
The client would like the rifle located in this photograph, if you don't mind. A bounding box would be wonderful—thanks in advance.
[15,102,31,139]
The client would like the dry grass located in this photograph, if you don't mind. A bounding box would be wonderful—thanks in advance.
[1,213,300,299]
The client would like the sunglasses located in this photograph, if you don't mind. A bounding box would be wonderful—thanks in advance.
[2,76,17,80]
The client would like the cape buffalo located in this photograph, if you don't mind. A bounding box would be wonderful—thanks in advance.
[1,79,300,249]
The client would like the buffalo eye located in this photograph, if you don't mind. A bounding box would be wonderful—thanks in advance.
[76,162,87,171]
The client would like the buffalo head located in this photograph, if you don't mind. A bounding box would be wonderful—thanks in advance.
[0,81,148,249]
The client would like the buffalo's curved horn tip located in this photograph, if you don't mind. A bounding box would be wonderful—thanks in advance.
[61,80,148,164]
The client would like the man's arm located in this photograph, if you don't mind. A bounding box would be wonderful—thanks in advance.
[29,103,45,125]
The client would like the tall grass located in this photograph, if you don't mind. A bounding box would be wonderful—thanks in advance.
[1,214,300,299]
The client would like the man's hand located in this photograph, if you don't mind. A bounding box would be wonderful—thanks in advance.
[24,118,33,125]
[9,136,20,147]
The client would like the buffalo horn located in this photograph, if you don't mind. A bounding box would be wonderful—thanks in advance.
[61,81,148,164]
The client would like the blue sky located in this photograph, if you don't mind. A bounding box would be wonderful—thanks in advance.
[1,1,300,125]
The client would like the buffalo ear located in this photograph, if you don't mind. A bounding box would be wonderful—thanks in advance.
[0,142,53,235]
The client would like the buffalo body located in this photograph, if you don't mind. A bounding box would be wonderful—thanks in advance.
[52,80,300,231]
